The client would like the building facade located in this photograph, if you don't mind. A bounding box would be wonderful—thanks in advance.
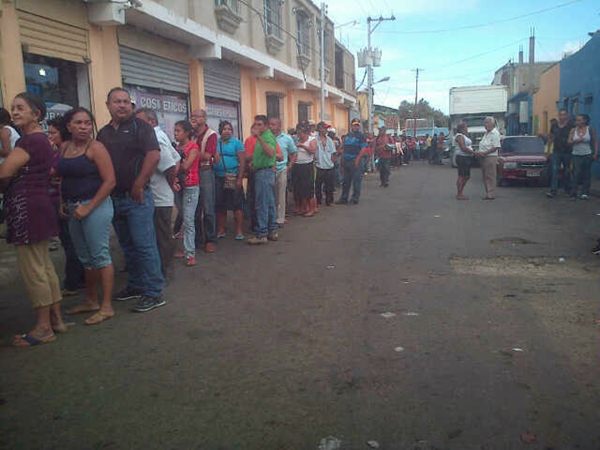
[532,63,560,136]
[559,31,600,135]
[0,0,356,139]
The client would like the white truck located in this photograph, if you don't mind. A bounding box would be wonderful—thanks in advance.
[448,85,508,166]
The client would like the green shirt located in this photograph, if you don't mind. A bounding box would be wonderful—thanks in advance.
[252,130,277,170]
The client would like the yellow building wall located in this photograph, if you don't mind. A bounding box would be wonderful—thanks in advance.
[334,105,349,136]
[240,68,256,137]
[88,26,122,127]
[0,2,25,106]
[533,64,560,136]
[189,59,205,112]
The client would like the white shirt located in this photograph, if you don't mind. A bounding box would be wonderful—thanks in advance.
[454,133,473,157]
[149,126,180,207]
[479,128,501,157]
[0,125,19,164]
[296,136,315,164]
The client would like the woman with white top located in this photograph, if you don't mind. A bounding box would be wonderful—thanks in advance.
[292,121,317,217]
[454,122,475,200]
[568,114,597,200]
[0,107,20,163]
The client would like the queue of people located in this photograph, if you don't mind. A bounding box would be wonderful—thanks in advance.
[0,88,376,348]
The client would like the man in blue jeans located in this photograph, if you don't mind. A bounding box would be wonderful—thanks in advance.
[337,118,369,205]
[97,87,165,313]
[247,115,279,245]
[547,109,574,198]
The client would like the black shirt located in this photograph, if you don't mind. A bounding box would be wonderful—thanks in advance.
[551,122,574,154]
[98,116,159,194]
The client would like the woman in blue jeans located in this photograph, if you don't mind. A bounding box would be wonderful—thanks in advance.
[56,107,116,325]
[569,114,598,200]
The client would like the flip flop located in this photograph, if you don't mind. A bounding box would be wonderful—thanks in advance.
[66,303,100,315]
[84,311,114,326]
[12,333,56,348]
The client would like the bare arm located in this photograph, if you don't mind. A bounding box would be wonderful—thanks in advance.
[236,151,246,188]
[181,148,199,172]
[0,147,30,179]
[73,142,116,219]
[456,135,473,155]
[0,128,12,158]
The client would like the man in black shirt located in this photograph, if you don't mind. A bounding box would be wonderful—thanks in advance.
[547,109,574,198]
[97,87,165,312]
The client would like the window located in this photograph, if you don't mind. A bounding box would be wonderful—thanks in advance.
[296,11,310,56]
[317,22,331,67]
[215,0,238,12]
[298,102,311,122]
[335,46,344,89]
[264,0,282,38]
[266,93,281,120]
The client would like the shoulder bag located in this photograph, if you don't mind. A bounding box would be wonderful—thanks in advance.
[219,140,238,191]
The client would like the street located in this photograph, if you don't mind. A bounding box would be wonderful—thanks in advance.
[2,162,600,450]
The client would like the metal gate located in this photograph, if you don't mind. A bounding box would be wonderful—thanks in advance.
[203,59,241,102]
[120,46,189,94]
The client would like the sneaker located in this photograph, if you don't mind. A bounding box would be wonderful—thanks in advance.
[592,240,600,255]
[247,236,268,245]
[546,191,556,198]
[580,194,590,200]
[335,199,348,205]
[185,256,197,266]
[267,232,279,242]
[114,287,142,302]
[132,295,166,313]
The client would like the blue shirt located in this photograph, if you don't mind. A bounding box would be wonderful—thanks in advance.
[276,132,297,172]
[214,137,244,177]
[315,136,336,169]
[343,131,367,161]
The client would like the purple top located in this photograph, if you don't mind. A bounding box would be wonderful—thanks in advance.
[5,132,58,245]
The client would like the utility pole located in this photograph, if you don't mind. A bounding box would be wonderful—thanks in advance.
[367,15,395,134]
[412,68,423,138]
[319,2,327,122]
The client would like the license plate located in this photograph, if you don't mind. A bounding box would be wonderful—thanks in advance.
[526,170,540,177]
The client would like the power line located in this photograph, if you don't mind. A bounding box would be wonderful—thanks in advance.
[434,37,528,70]
[377,0,582,34]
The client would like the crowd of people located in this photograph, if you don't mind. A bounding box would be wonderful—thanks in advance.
[0,88,396,348]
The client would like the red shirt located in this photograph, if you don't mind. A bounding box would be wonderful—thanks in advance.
[195,126,217,167]
[181,141,200,187]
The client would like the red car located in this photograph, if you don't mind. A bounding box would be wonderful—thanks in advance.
[497,136,549,186]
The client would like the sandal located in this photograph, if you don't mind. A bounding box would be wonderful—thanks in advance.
[66,303,100,315]
[52,322,69,334]
[12,333,56,347]
[85,311,114,326]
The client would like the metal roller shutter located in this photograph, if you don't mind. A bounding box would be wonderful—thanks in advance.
[18,11,88,63]
[204,60,241,102]
[120,46,189,94]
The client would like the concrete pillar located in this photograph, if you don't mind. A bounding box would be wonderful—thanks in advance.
[189,59,205,111]
[0,2,26,106]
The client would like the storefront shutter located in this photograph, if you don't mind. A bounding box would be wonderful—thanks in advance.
[18,11,88,63]
[203,60,241,102]
[120,46,189,94]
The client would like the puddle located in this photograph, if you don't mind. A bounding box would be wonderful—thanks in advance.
[490,236,538,245]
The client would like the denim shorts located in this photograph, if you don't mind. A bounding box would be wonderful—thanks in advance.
[67,197,113,269]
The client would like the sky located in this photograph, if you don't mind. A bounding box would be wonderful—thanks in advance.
[325,0,600,114]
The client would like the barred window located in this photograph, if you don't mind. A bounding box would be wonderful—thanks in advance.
[296,11,310,56]
[215,0,239,13]
[264,0,282,38]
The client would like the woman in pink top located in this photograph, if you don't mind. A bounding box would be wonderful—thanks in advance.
[175,120,200,267]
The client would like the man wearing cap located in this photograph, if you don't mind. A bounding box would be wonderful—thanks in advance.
[269,117,297,227]
[337,119,369,205]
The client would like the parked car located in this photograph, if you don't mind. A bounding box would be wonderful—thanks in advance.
[497,136,549,186]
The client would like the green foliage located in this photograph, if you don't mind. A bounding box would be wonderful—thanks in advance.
[398,99,449,127]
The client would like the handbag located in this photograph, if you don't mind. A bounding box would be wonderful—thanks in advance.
[219,141,237,190]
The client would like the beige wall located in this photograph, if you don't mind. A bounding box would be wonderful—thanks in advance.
[533,64,560,136]
[0,2,26,106]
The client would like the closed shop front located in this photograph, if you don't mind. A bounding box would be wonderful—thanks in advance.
[204,60,241,137]
[19,9,91,121]
[120,46,189,140]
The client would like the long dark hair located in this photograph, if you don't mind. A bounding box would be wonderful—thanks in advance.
[61,107,97,141]
[47,116,69,142]
[219,120,233,135]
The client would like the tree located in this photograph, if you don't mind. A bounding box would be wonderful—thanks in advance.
[398,99,448,128]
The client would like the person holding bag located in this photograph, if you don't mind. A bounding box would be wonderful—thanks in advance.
[214,121,246,240]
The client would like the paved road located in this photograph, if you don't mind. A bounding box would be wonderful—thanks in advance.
[2,162,600,450]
